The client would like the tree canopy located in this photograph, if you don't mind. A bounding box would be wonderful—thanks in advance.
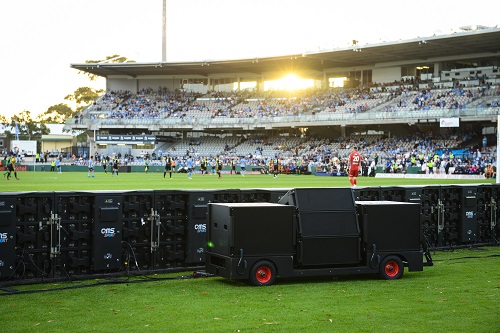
[64,86,105,113]
[78,54,135,81]
[37,103,74,123]
[6,54,133,125]
[7,110,49,141]
[3,54,132,135]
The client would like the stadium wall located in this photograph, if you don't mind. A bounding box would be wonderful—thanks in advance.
[137,78,181,91]
[372,66,401,83]
[6,164,482,176]
[107,78,183,93]
[12,164,266,174]
[106,78,137,93]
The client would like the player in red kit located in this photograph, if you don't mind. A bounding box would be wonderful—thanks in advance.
[348,146,362,186]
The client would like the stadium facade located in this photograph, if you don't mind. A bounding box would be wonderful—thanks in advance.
[67,27,500,160]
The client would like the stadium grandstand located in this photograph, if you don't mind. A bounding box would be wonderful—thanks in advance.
[65,27,500,176]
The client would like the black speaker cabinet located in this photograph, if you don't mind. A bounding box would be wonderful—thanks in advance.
[356,201,421,252]
[299,236,360,266]
[297,211,359,237]
[405,187,422,203]
[187,191,214,264]
[279,188,355,211]
[208,203,295,257]
[92,195,123,270]
[460,186,478,242]
[269,189,289,204]
[0,197,16,278]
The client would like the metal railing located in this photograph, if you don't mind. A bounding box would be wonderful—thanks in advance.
[67,106,500,130]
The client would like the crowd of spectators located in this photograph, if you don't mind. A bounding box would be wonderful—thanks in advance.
[70,65,500,124]
[382,86,492,112]
[101,88,202,121]
[93,129,494,178]
[85,86,391,122]
[81,80,497,124]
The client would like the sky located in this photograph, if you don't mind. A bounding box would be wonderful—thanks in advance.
[1,0,499,121]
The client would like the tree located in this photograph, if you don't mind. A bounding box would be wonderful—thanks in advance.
[37,103,74,124]
[65,87,105,113]
[9,110,49,141]
[0,114,8,124]
[39,54,133,124]
[78,54,135,81]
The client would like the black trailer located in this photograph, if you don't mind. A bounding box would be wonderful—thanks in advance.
[205,188,433,286]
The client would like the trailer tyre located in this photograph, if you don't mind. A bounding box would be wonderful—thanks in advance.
[379,256,404,280]
[249,261,276,286]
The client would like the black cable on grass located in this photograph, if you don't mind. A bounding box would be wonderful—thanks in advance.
[0,274,195,296]
[431,252,500,262]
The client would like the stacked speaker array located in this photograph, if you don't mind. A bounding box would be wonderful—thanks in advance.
[354,184,500,249]
[1,185,498,284]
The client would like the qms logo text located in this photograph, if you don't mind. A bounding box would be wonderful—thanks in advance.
[0,233,8,243]
[101,228,116,238]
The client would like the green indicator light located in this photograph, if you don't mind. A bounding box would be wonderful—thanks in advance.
[207,241,214,248]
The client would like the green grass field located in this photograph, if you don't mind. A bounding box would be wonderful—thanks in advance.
[1,247,499,333]
[0,169,497,192]
[1,170,499,332]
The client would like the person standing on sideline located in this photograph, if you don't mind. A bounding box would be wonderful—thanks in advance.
[88,156,95,178]
[348,146,362,186]
[426,159,435,174]
[50,159,56,172]
[144,159,150,173]
[485,164,494,179]
[164,155,173,179]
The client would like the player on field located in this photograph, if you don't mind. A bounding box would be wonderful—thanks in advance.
[216,157,223,179]
[88,156,95,178]
[200,157,207,175]
[5,155,20,180]
[102,159,108,174]
[230,159,236,175]
[273,158,280,178]
[348,146,362,186]
[186,156,194,179]
[164,155,173,178]
[239,157,247,176]
[112,158,119,176]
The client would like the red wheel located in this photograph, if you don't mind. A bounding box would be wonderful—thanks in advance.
[379,256,404,280]
[249,260,276,286]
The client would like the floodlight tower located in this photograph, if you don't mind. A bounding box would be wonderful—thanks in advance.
[162,0,167,62]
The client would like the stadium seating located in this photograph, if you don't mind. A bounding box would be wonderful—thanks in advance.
[63,75,499,177]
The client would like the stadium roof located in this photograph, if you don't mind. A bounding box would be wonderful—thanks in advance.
[71,28,500,80]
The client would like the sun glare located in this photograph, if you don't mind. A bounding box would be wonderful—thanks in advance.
[265,74,314,91]
[330,77,347,88]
